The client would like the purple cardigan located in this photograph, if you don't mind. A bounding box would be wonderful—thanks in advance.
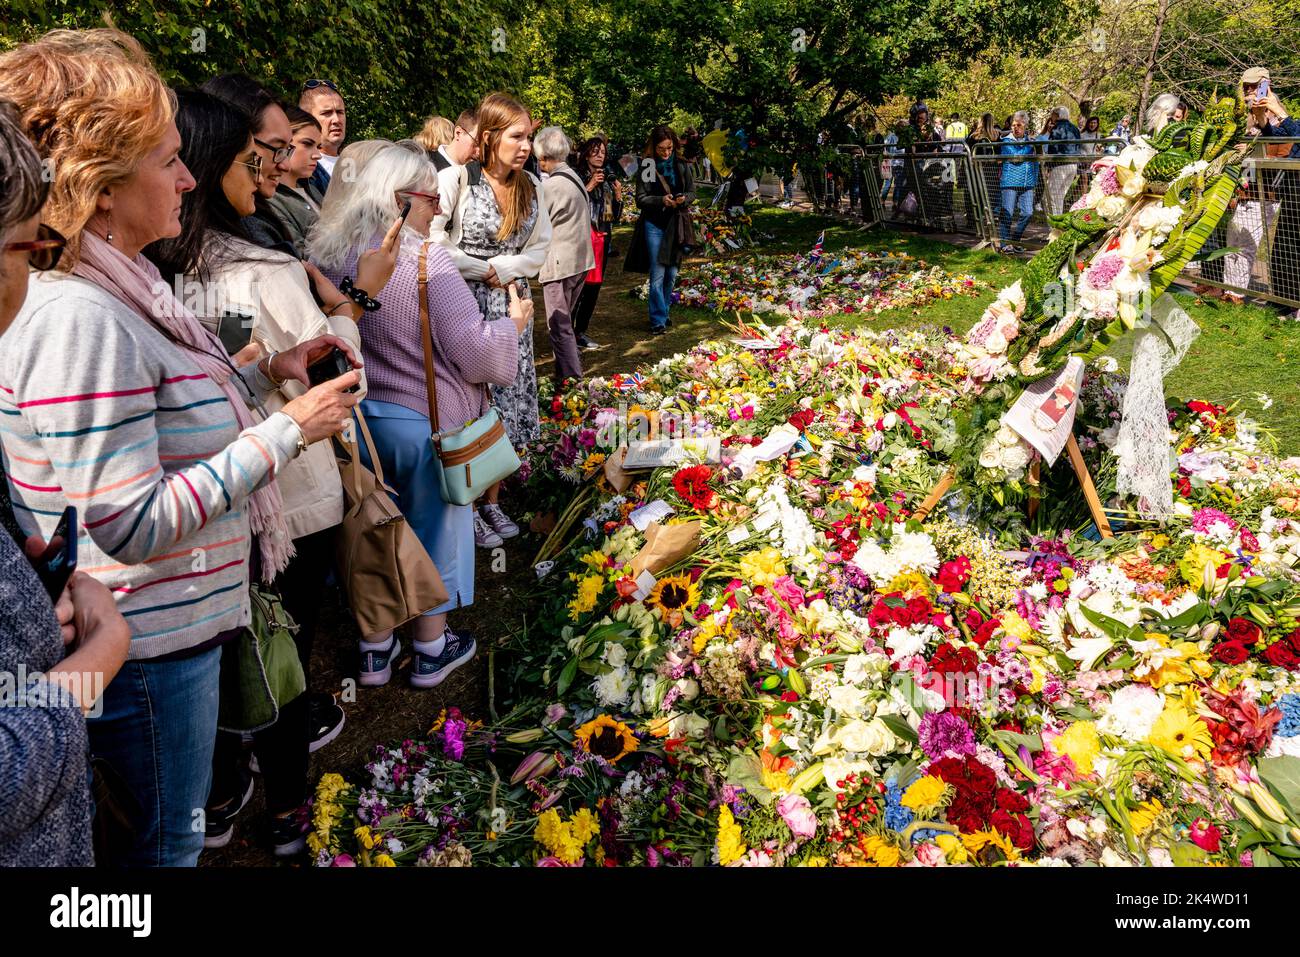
[321,237,519,431]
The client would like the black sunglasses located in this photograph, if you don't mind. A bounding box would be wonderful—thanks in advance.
[303,79,339,93]
[253,137,295,165]
[5,223,66,272]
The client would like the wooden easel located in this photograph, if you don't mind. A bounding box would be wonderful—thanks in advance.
[913,434,1113,538]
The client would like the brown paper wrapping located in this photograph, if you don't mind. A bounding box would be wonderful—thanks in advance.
[628,520,702,578]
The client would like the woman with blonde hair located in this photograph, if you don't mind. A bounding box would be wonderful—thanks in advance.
[431,92,551,549]
[0,28,361,866]
[415,115,456,162]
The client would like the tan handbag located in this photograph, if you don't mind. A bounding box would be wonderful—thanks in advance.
[334,408,449,635]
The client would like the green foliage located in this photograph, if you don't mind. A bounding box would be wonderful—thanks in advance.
[2,0,522,139]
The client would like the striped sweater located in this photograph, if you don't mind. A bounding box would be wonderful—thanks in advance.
[0,273,301,659]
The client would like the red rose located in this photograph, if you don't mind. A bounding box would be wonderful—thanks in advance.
[1261,642,1300,670]
[1286,628,1300,656]
[1212,640,1251,665]
[964,608,985,632]
[935,557,972,593]
[1225,617,1261,645]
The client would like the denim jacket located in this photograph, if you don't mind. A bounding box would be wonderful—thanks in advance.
[999,135,1041,188]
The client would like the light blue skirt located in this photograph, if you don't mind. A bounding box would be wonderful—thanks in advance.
[356,399,473,615]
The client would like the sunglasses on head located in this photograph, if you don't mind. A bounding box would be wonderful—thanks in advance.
[5,223,66,272]
[303,79,338,92]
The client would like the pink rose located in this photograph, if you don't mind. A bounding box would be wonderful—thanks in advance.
[914,842,947,867]
[777,793,818,840]
[330,853,356,867]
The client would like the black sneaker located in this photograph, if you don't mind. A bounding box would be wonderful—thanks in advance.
[410,628,477,689]
[307,692,346,753]
[267,807,310,858]
[204,767,255,849]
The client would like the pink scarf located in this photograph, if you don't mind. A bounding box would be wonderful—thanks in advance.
[72,231,293,580]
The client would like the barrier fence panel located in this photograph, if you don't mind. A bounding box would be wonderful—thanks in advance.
[969,138,1124,251]
[1180,137,1300,310]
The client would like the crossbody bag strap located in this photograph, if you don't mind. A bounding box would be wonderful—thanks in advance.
[417,242,442,450]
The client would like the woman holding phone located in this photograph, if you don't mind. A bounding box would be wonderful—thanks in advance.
[313,142,529,688]
[0,98,133,867]
[0,28,362,867]
[624,125,696,336]
[431,92,551,550]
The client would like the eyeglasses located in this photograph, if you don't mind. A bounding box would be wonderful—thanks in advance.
[403,190,440,205]
[303,79,339,92]
[5,223,66,272]
[253,137,295,165]
[235,154,264,180]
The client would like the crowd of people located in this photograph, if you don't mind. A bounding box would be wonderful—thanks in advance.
[0,27,706,868]
[810,80,1300,307]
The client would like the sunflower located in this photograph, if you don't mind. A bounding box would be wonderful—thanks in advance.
[1147,703,1213,761]
[646,573,701,629]
[574,715,638,763]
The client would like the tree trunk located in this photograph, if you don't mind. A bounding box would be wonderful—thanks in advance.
[1137,0,1172,124]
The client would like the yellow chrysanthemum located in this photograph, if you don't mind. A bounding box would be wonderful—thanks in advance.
[1179,544,1228,588]
[861,835,901,867]
[371,853,397,867]
[570,807,599,846]
[579,549,610,574]
[1147,703,1213,761]
[717,806,747,865]
[901,775,948,812]
[738,547,787,588]
[354,825,377,850]
[760,767,792,796]
[568,573,604,620]
[1051,721,1101,776]
[884,570,933,597]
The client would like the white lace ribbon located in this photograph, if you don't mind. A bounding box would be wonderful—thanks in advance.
[1112,293,1199,519]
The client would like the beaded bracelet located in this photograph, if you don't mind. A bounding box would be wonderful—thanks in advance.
[339,277,381,312]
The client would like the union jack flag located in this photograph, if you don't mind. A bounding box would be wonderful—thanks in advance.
[811,230,825,257]
[612,372,648,392]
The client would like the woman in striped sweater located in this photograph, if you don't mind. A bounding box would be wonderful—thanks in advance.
[0,28,363,867]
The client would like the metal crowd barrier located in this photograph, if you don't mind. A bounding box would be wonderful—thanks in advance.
[1180,137,1300,309]
[859,140,987,239]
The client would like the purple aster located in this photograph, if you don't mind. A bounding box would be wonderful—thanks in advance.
[441,714,466,761]
[917,711,977,759]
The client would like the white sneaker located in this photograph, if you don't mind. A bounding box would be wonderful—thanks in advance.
[474,512,503,548]
[480,504,520,539]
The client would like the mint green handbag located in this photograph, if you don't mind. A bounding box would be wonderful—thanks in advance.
[418,243,521,506]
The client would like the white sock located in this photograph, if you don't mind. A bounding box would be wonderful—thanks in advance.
[360,633,395,654]
[413,631,447,657]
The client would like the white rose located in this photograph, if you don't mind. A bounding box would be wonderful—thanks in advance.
[673,678,699,702]
[1096,195,1129,221]
[984,330,1008,354]
[827,683,869,717]
[667,712,710,739]
[978,440,1003,469]
[603,641,627,668]
[1120,172,1146,198]
[996,425,1019,447]
[842,653,873,687]
[833,717,898,756]
[1001,442,1031,472]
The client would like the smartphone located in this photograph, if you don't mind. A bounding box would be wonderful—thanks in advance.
[216,309,255,356]
[34,506,78,601]
[399,199,412,224]
[1256,77,1271,106]
[306,346,360,393]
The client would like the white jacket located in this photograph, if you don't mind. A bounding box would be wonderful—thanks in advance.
[196,239,366,542]
[430,165,552,285]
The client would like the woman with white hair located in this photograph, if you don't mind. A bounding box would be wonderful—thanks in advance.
[1145,93,1182,135]
[535,125,594,383]
[310,143,532,689]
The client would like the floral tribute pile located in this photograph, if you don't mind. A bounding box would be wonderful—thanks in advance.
[312,314,1300,868]
[634,247,985,319]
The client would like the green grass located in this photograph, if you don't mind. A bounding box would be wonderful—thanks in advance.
[738,207,1300,453]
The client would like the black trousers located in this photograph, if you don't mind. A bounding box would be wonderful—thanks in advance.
[209,525,337,815]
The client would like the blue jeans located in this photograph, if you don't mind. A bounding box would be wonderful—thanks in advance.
[643,219,678,331]
[999,187,1035,241]
[87,646,221,866]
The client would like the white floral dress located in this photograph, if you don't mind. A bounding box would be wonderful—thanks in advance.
[458,180,540,448]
